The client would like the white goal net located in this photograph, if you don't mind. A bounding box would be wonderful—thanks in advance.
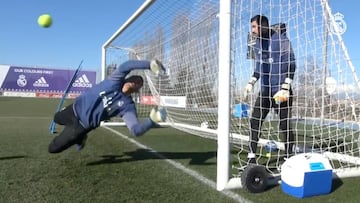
[101,0,360,191]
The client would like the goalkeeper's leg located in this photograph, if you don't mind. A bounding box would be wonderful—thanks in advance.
[49,104,90,153]
[278,93,294,157]
[248,95,271,163]
[48,124,89,153]
[53,104,75,126]
[75,133,88,151]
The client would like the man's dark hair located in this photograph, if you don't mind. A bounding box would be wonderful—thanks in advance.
[251,15,269,38]
[125,75,144,86]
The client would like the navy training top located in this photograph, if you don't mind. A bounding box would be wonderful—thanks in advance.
[73,60,155,136]
[252,31,296,96]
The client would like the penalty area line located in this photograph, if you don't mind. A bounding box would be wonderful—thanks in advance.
[101,125,252,203]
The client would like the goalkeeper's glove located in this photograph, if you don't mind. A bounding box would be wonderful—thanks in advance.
[244,77,257,99]
[150,59,166,76]
[149,106,167,123]
[273,78,292,104]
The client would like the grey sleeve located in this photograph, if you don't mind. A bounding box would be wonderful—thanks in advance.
[108,60,151,81]
[122,111,155,137]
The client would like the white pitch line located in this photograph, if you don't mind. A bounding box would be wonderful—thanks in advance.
[102,126,252,203]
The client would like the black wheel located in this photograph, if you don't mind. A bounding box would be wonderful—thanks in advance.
[241,164,268,193]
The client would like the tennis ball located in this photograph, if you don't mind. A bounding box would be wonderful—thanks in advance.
[265,153,271,158]
[38,14,52,28]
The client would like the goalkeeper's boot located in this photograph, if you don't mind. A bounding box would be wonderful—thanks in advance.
[247,158,256,165]
[283,143,295,160]
[75,135,88,151]
[247,153,257,165]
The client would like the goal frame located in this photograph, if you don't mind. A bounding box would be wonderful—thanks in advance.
[101,0,360,191]
[101,0,237,191]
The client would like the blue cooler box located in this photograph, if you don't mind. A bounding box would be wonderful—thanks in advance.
[281,153,333,198]
[233,103,249,118]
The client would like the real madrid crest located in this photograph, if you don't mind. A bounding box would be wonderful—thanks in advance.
[117,101,124,107]
[17,74,27,87]
[330,12,347,35]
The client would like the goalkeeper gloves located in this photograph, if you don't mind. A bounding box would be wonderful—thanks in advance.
[244,77,257,99]
[150,59,165,76]
[149,106,167,123]
[273,78,292,104]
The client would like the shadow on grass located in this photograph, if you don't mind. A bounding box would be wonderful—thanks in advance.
[331,178,343,192]
[86,149,215,166]
[0,155,26,160]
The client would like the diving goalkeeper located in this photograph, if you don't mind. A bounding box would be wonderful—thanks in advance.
[48,59,166,153]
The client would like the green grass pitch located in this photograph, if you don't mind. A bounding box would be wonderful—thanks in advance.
[0,97,359,202]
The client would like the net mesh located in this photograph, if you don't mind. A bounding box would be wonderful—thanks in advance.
[103,0,360,178]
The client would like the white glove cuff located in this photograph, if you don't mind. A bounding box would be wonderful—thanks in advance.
[248,76,257,85]
[282,78,292,90]
[284,78,292,84]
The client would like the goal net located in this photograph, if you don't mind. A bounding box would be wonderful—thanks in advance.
[101,0,360,190]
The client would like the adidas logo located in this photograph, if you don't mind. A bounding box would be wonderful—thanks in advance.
[72,74,93,88]
[33,76,49,87]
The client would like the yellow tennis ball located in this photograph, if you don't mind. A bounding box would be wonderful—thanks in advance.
[38,14,52,28]
[265,153,271,158]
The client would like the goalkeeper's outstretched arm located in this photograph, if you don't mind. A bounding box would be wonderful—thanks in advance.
[122,107,166,137]
[108,59,166,81]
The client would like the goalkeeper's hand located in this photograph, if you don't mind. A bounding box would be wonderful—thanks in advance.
[150,59,165,76]
[244,77,257,99]
[273,78,291,104]
[149,106,167,123]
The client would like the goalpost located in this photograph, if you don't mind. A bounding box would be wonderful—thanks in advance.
[101,0,360,191]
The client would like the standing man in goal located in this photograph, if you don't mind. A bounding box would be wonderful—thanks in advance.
[244,15,296,164]
[48,59,166,153]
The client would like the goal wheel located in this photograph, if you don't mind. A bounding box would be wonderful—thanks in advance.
[241,164,268,193]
